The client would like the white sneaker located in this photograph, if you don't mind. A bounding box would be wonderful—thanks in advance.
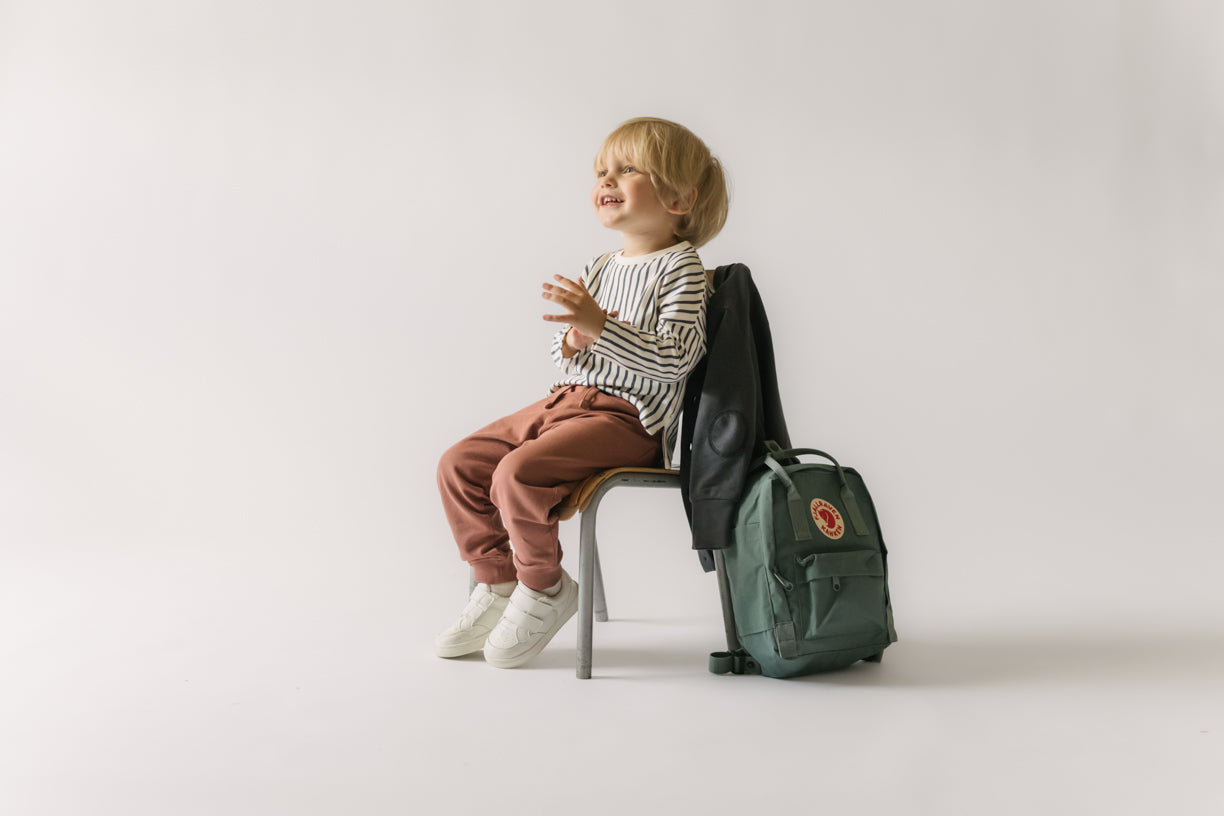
[435,583,512,658]
[483,571,579,669]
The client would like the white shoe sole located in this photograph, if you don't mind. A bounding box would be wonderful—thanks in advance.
[435,633,491,659]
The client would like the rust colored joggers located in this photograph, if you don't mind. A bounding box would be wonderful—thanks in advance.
[437,385,663,591]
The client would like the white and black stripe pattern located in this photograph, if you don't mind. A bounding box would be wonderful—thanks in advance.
[551,241,708,467]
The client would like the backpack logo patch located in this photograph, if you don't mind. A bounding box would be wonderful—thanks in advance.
[810,499,845,540]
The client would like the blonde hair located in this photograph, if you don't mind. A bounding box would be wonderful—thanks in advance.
[595,117,729,248]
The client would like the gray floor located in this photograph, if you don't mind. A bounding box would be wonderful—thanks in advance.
[3,541,1222,816]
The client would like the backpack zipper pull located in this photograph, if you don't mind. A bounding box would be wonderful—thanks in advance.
[772,570,794,591]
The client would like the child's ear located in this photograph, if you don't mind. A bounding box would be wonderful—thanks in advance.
[665,188,698,216]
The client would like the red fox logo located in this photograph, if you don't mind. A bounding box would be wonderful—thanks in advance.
[810,499,845,540]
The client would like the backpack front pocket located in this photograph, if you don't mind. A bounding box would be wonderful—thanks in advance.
[793,549,888,648]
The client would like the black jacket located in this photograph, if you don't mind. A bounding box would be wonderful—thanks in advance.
[680,264,791,571]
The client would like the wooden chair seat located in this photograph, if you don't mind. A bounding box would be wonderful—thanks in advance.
[557,467,681,521]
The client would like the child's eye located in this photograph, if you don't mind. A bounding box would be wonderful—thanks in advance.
[622,166,635,174]
[597,169,607,177]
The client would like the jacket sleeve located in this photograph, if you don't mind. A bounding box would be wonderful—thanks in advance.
[686,267,759,552]
[684,266,791,564]
[588,256,707,384]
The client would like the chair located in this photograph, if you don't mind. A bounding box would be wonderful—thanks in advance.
[555,466,739,679]
[556,466,681,678]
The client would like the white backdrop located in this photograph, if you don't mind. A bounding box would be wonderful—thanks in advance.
[2,0,1222,663]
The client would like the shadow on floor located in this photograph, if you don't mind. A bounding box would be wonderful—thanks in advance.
[803,629,1224,688]
[523,623,1224,686]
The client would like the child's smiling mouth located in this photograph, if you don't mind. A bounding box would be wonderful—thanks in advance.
[599,195,624,206]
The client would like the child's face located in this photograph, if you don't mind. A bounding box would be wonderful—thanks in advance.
[591,151,681,244]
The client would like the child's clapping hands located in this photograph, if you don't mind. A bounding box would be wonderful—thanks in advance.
[542,275,616,351]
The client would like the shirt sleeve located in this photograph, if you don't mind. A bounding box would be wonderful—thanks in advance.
[589,253,707,384]
[550,326,589,374]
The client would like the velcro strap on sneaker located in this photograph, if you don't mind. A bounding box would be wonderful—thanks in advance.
[503,599,545,632]
[463,589,499,623]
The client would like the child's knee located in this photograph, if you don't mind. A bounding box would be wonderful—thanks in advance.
[436,440,471,486]
[488,449,533,506]
[487,454,516,503]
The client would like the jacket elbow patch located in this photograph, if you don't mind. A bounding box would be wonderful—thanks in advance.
[708,410,747,456]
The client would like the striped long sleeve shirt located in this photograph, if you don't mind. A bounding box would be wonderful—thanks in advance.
[551,241,708,468]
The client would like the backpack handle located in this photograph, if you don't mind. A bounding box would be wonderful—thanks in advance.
[766,444,844,470]
[759,441,869,538]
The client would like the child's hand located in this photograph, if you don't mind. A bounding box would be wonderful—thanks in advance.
[568,310,618,350]
[542,276,610,343]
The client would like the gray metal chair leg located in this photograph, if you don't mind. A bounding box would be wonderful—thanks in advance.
[575,469,682,679]
[576,502,599,679]
[592,537,608,623]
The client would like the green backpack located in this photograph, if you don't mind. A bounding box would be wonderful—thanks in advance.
[710,443,897,678]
